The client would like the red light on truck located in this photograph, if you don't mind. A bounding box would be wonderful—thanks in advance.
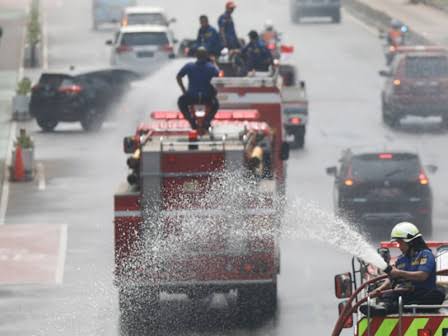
[188,130,198,142]
[419,171,429,185]
[418,329,431,336]
[379,153,393,159]
[344,179,354,187]
[393,79,401,86]
[289,117,301,125]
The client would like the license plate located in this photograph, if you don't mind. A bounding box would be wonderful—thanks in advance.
[371,188,401,198]
[137,51,154,58]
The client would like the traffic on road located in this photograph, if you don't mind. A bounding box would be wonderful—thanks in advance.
[1,0,448,335]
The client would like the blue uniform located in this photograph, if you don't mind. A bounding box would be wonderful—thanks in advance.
[177,60,219,97]
[218,12,240,49]
[195,26,222,57]
[395,249,437,290]
[241,39,273,72]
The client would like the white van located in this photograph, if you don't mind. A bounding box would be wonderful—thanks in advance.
[92,0,137,30]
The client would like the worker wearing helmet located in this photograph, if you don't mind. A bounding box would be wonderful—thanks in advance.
[387,19,405,47]
[360,222,444,316]
[177,47,220,130]
[218,1,241,50]
[261,20,279,45]
[241,30,273,72]
[194,15,222,58]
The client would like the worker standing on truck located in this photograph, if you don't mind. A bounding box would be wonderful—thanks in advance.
[177,47,220,130]
[218,1,241,50]
[360,222,445,316]
[194,15,222,58]
[241,30,273,72]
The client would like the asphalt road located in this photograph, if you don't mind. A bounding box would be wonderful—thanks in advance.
[1,0,447,335]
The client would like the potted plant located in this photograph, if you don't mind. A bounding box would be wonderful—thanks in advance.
[11,128,35,181]
[12,77,32,121]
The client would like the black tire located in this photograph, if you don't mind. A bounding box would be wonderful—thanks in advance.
[332,10,341,23]
[237,283,277,315]
[382,101,400,127]
[80,108,103,132]
[290,126,305,149]
[36,116,58,132]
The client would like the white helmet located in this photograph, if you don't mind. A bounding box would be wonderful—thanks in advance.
[390,222,422,243]
[264,19,274,31]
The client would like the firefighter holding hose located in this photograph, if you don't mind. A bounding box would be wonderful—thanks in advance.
[360,222,445,316]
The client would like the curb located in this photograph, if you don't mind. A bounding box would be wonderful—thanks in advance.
[343,0,432,45]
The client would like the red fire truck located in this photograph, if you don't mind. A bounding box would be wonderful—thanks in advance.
[332,241,448,336]
[114,109,289,318]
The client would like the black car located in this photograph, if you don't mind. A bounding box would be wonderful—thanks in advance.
[30,68,140,132]
[326,149,436,234]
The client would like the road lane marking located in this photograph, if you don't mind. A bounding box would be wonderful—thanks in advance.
[0,224,67,285]
[55,224,67,284]
[343,8,378,36]
[0,121,16,226]
[36,162,46,190]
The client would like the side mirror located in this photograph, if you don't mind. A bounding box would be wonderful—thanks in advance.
[426,164,438,174]
[326,166,337,176]
[280,142,290,161]
[379,70,392,77]
[377,247,391,264]
[173,38,179,44]
[0,27,3,39]
[123,136,138,154]
[169,53,176,59]
[338,301,353,328]
[105,40,113,46]
[169,17,177,24]
[300,80,306,89]
[335,272,352,299]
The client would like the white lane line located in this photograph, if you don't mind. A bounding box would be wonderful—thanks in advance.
[343,8,378,36]
[0,121,16,225]
[36,162,46,191]
[55,224,68,284]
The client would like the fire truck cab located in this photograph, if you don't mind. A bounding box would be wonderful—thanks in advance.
[332,241,448,336]
[114,109,286,319]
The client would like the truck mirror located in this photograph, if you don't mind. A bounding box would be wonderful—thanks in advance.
[335,272,352,299]
[377,247,391,264]
[425,164,438,174]
[105,40,113,46]
[379,70,391,77]
[280,141,290,161]
[326,166,337,176]
[123,136,138,154]
[300,80,306,89]
[338,301,353,328]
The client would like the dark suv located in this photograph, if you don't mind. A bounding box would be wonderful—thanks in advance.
[326,149,436,234]
[30,68,139,132]
[380,50,448,127]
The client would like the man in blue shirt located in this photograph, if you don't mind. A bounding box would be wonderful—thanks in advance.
[218,1,241,50]
[360,222,444,316]
[241,30,273,72]
[177,47,220,130]
[194,15,222,58]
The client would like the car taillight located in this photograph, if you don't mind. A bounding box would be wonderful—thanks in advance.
[116,45,133,53]
[160,44,173,52]
[419,170,429,185]
[344,179,354,186]
[379,153,393,159]
[32,84,40,91]
[58,84,82,94]
[289,117,301,125]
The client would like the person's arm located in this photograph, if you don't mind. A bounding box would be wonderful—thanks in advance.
[176,65,187,94]
[389,251,435,282]
[389,267,429,282]
[370,278,393,296]
[218,16,227,48]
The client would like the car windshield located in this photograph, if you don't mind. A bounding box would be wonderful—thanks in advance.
[120,32,168,46]
[351,154,420,181]
[127,13,167,26]
[405,56,448,78]
[38,74,72,87]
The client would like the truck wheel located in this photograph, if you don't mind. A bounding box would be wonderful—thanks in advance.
[382,103,400,127]
[36,117,58,132]
[81,108,103,132]
[294,126,305,149]
[332,10,341,23]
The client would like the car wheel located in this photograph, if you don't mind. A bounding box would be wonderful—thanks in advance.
[290,126,305,149]
[382,102,400,127]
[332,10,341,23]
[80,108,103,132]
[36,117,58,132]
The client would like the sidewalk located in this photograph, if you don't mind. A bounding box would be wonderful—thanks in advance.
[0,3,29,199]
[355,0,448,46]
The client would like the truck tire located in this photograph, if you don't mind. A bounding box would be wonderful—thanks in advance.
[36,116,58,132]
[238,283,277,315]
[292,126,305,149]
[382,102,400,128]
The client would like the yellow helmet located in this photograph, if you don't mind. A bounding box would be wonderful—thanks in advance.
[390,222,422,243]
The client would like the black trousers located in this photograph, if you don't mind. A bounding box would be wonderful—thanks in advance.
[381,288,445,314]
[177,93,219,130]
